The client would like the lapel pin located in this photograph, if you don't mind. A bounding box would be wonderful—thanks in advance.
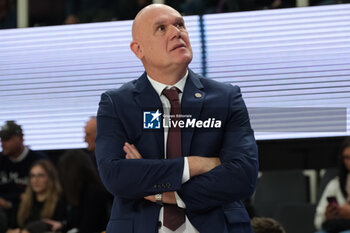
[195,93,202,98]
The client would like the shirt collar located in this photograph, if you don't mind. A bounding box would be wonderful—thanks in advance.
[9,146,29,163]
[147,70,188,96]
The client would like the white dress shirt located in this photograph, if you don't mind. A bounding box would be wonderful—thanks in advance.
[147,71,199,233]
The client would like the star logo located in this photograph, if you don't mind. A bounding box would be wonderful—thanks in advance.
[143,109,162,129]
[151,109,162,122]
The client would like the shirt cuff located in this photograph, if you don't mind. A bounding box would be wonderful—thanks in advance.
[175,191,186,208]
[182,157,190,184]
[175,157,189,209]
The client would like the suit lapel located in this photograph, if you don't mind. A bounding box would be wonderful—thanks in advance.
[181,70,205,157]
[134,73,164,158]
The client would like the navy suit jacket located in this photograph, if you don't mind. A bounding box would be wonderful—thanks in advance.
[96,69,258,233]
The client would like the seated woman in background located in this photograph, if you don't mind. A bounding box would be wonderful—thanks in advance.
[7,160,66,233]
[57,150,108,233]
[315,137,350,233]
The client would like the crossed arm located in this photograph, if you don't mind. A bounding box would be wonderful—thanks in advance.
[123,142,221,205]
[96,88,258,211]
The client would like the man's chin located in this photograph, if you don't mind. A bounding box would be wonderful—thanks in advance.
[176,54,192,65]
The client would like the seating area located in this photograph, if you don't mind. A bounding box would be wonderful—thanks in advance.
[252,168,338,233]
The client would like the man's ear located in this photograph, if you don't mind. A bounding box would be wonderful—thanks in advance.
[130,41,143,59]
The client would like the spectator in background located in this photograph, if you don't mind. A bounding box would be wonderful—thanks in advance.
[84,116,97,168]
[84,116,113,218]
[64,0,115,24]
[251,217,286,233]
[84,117,97,153]
[170,0,254,16]
[6,160,66,233]
[57,150,108,233]
[115,0,152,20]
[0,210,6,233]
[315,137,350,233]
[0,121,47,231]
[164,0,185,12]
[0,0,16,29]
[28,0,66,27]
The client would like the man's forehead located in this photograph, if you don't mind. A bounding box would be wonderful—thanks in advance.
[132,4,183,39]
[141,6,182,22]
[153,15,184,26]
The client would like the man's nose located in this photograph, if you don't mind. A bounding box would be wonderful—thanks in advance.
[168,25,181,39]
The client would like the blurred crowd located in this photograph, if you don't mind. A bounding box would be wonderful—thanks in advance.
[2,0,348,29]
[0,0,306,29]
[2,0,349,30]
[0,119,111,233]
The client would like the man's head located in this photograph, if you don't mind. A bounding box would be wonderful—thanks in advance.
[251,217,286,233]
[84,117,97,152]
[130,4,193,77]
[0,121,25,157]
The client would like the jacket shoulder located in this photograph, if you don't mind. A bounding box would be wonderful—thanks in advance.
[189,70,240,93]
[103,79,137,98]
[196,77,241,97]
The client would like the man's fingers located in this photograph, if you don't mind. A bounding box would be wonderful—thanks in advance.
[144,195,155,202]
[127,143,142,157]
[130,144,138,150]
[123,145,131,154]
[128,143,142,156]
[125,153,140,159]
[212,157,221,167]
[124,142,143,159]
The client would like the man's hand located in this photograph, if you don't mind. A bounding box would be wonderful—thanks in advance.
[144,192,177,205]
[337,204,350,219]
[124,143,221,176]
[325,203,339,219]
[124,142,142,159]
[123,143,221,205]
[0,197,11,209]
[123,143,177,204]
[187,156,221,178]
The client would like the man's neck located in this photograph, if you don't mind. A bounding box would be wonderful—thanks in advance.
[146,66,188,85]
[9,145,27,162]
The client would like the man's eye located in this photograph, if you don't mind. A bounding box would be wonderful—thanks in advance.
[157,26,165,31]
[176,23,184,28]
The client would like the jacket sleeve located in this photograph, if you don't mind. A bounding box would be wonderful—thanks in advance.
[95,92,184,199]
[177,86,259,212]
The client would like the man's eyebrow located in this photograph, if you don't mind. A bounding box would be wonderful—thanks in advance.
[153,19,167,27]
[153,16,184,27]
[174,17,184,24]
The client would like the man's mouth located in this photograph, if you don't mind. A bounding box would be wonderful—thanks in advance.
[171,44,186,51]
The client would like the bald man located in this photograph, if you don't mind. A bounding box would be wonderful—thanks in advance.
[96,4,258,233]
[84,116,97,152]
[84,116,98,168]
